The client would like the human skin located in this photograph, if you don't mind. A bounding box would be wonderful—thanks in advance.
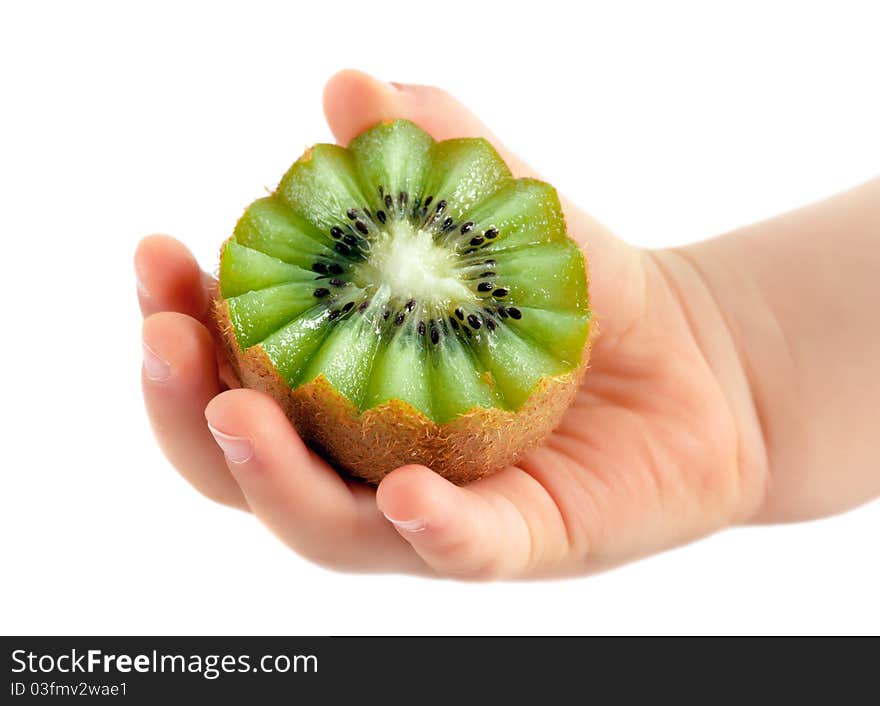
[136,70,880,579]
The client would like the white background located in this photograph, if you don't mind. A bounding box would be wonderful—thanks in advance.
[1,1,877,635]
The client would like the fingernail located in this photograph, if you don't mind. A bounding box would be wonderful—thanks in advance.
[142,342,171,382]
[207,424,254,464]
[383,513,426,533]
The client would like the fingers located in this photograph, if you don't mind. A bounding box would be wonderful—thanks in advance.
[323,69,537,178]
[135,234,213,323]
[135,234,239,387]
[376,465,540,580]
[204,389,423,573]
[142,312,248,510]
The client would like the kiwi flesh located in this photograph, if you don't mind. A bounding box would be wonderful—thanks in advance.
[216,120,591,484]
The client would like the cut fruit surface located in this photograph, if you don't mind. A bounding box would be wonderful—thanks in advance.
[220,240,317,298]
[423,138,511,218]
[429,333,499,424]
[225,283,318,349]
[233,197,337,268]
[364,325,433,418]
[216,119,591,484]
[260,308,333,387]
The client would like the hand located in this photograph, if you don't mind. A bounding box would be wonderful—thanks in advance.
[137,70,769,579]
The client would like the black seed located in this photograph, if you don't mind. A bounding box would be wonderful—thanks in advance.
[335,242,351,256]
[312,262,328,274]
[460,221,474,234]
[424,195,433,207]
[330,226,344,239]
[497,306,509,319]
[470,236,485,246]
[342,301,354,313]
[486,319,496,331]
[436,199,447,213]
[329,278,346,287]
[358,300,370,312]
[455,308,464,320]
[507,307,522,319]
[328,263,344,275]
[417,321,426,336]
[378,185,384,197]
[364,208,372,220]
[464,328,472,338]
[313,287,330,298]
[384,194,393,210]
[450,316,460,330]
[346,208,358,220]
[405,299,416,312]
[493,288,509,297]
[484,228,499,239]
[399,191,408,208]
[382,310,390,320]
[343,233,358,246]
[377,210,387,224]
[480,271,496,278]
[419,207,428,219]
[430,327,440,345]
[477,282,494,292]
[463,248,476,255]
[328,309,341,321]
[442,217,454,230]
[355,221,369,236]
[467,314,482,329]
[394,312,405,326]
[484,259,497,266]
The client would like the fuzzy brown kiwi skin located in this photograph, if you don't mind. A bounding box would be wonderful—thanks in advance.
[213,296,590,485]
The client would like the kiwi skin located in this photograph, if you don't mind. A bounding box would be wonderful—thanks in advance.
[214,296,590,485]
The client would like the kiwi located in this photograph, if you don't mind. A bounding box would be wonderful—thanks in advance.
[215,119,591,484]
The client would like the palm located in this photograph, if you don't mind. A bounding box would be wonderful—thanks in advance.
[513,253,752,573]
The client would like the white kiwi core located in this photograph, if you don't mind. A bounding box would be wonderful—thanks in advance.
[353,221,474,305]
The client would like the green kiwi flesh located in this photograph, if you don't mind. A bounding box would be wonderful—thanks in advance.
[217,119,591,483]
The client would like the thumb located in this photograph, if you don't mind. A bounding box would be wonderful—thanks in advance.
[322,69,537,179]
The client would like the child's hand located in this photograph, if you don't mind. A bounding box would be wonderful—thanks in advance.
[136,70,879,579]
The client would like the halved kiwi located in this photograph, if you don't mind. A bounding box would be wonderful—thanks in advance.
[215,119,591,484]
